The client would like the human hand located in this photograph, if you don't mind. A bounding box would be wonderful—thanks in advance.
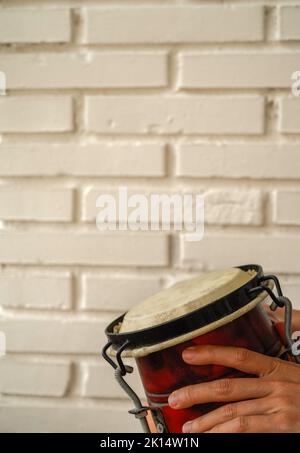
[264,306,300,332]
[168,345,300,433]
[293,310,300,331]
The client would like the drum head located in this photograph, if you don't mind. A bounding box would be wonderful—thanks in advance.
[105,264,272,357]
[120,267,256,333]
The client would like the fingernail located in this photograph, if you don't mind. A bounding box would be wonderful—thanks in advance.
[183,348,196,359]
[168,392,179,408]
[182,421,193,433]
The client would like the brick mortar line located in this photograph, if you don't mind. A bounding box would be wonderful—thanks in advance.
[0,265,176,276]
[1,136,300,144]
[0,310,121,320]
[2,88,294,95]
[3,133,297,141]
[3,267,298,282]
[2,177,300,186]
[0,0,296,6]
[0,394,133,407]
[2,44,300,54]
[0,0,182,6]
[1,262,299,274]
[2,220,300,230]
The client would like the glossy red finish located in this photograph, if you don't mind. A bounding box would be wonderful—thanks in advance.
[136,305,288,433]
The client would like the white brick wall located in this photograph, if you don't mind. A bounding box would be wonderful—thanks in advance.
[0,0,300,434]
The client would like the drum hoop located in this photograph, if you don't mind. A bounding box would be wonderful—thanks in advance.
[105,264,267,356]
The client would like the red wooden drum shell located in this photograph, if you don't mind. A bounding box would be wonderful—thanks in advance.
[136,304,287,433]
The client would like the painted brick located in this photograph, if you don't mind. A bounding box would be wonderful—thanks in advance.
[0,144,166,177]
[85,96,265,135]
[280,98,300,134]
[274,190,300,225]
[181,234,300,274]
[0,359,70,397]
[179,53,300,88]
[0,97,73,133]
[176,144,300,180]
[0,272,72,310]
[82,186,263,226]
[2,52,168,89]
[0,187,73,221]
[0,9,71,43]
[79,360,145,399]
[279,6,300,41]
[0,317,110,353]
[0,233,169,267]
[281,281,300,310]
[83,6,264,44]
[0,404,139,433]
[204,189,263,225]
[81,274,164,311]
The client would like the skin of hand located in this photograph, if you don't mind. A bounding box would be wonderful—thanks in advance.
[168,345,300,433]
[292,310,300,330]
[264,306,300,332]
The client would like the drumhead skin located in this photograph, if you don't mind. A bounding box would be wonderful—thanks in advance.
[120,267,256,333]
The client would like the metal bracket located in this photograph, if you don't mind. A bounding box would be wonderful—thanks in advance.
[102,341,151,433]
[248,275,300,364]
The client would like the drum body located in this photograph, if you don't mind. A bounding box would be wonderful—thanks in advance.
[136,303,285,433]
[103,265,297,434]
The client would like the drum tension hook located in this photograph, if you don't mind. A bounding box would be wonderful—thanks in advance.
[102,340,151,433]
[248,275,300,364]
